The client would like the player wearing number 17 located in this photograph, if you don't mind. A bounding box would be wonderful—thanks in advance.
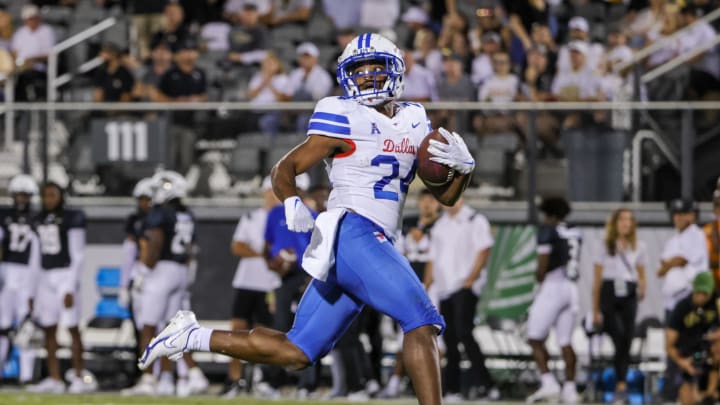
[139,33,474,405]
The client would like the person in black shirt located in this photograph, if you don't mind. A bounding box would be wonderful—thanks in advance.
[227,3,268,66]
[154,39,207,174]
[0,175,39,383]
[505,0,550,53]
[149,2,191,53]
[666,271,720,405]
[93,42,135,103]
[526,197,582,404]
[29,182,95,394]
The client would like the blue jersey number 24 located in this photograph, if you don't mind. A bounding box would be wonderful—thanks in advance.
[371,155,416,201]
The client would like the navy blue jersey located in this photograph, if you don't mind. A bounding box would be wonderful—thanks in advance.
[537,223,581,279]
[124,211,147,240]
[34,209,86,270]
[144,205,195,264]
[0,207,35,265]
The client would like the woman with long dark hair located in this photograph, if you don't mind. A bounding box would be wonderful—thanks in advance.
[592,208,647,403]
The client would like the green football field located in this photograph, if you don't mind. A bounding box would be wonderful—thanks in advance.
[0,393,428,405]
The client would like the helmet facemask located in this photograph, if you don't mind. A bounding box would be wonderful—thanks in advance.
[337,52,405,106]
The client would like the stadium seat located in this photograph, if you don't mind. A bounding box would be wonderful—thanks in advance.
[229,146,262,179]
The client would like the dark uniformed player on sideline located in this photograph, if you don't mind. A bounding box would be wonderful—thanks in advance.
[118,178,155,377]
[0,175,40,384]
[526,197,581,404]
[124,171,207,397]
[29,182,96,394]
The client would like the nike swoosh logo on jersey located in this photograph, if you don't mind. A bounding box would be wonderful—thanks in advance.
[411,122,421,128]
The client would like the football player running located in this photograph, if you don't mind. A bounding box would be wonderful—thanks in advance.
[0,175,40,384]
[30,182,96,394]
[139,33,475,405]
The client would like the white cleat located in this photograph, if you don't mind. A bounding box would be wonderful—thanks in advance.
[526,382,561,403]
[121,374,157,396]
[188,367,209,394]
[156,377,175,396]
[176,378,191,398]
[561,385,580,404]
[138,310,200,370]
[27,377,66,394]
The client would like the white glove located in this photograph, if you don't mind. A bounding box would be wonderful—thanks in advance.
[283,196,315,232]
[427,127,475,175]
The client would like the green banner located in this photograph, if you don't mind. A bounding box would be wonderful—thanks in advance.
[478,225,538,320]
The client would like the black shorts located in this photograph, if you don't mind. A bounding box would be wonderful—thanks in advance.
[232,288,272,326]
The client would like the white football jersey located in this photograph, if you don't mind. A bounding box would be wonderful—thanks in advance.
[307,97,431,240]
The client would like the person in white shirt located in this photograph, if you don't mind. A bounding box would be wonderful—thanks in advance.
[425,198,498,401]
[556,17,605,74]
[679,5,720,98]
[360,0,400,30]
[658,199,709,313]
[592,209,647,404]
[401,50,438,102]
[10,5,55,101]
[248,52,291,136]
[221,177,282,398]
[474,51,520,137]
[287,42,334,134]
[551,41,603,129]
[471,32,502,87]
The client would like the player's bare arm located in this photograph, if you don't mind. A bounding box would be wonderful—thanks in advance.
[536,253,550,283]
[422,173,471,206]
[271,135,350,201]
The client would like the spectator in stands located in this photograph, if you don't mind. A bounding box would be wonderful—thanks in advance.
[0,10,13,84]
[154,39,208,173]
[248,52,291,136]
[227,3,268,66]
[425,198,498,402]
[658,199,708,314]
[287,42,333,132]
[438,11,469,50]
[703,191,720,291]
[413,29,444,79]
[436,51,474,133]
[645,5,680,69]
[474,51,520,137]
[222,176,281,398]
[265,0,313,27]
[556,17,605,74]
[517,44,559,148]
[601,46,645,131]
[360,0,400,30]
[93,43,135,103]
[505,0,550,63]
[399,6,429,50]
[321,0,361,30]
[679,4,720,100]
[128,0,166,61]
[471,31,502,87]
[224,0,271,21]
[626,0,667,47]
[592,209,647,404]
[11,5,55,101]
[665,272,720,405]
[135,40,174,101]
[150,2,191,53]
[468,6,507,56]
[607,29,631,58]
[0,9,12,51]
[447,30,473,72]
[401,50,437,102]
[551,41,603,129]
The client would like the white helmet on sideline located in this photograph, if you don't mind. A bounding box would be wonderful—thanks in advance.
[151,171,188,204]
[132,178,155,199]
[8,174,38,195]
[337,33,405,106]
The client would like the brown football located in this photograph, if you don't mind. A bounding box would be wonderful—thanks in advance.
[417,129,453,186]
